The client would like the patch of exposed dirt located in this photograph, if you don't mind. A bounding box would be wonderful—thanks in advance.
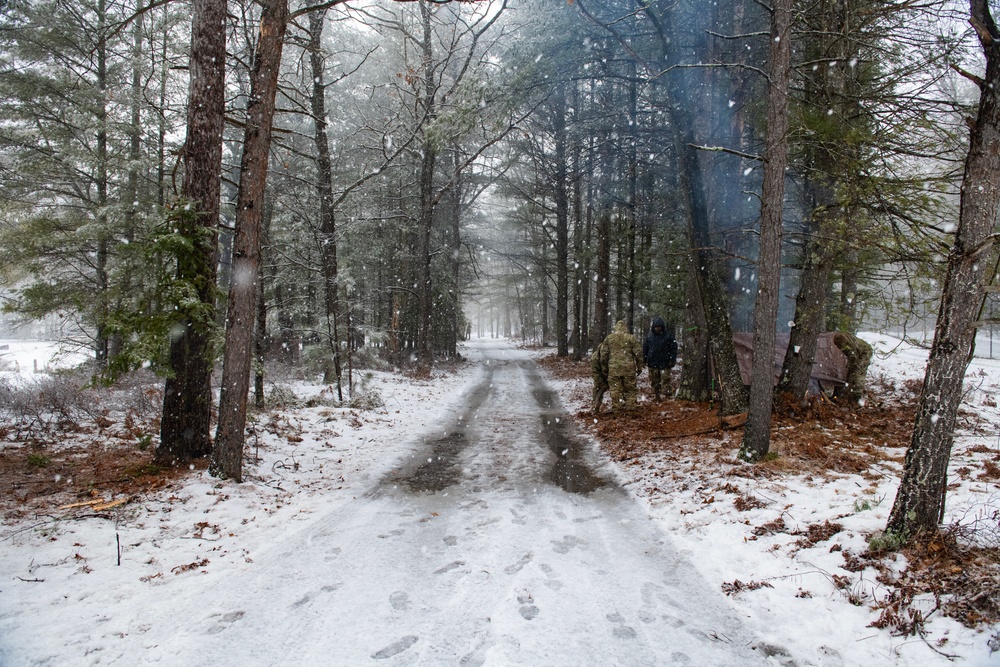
[0,414,198,522]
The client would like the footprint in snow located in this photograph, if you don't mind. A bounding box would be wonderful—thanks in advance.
[372,635,418,660]
[607,611,637,639]
[519,605,539,620]
[517,591,539,620]
[434,560,465,574]
[205,610,245,635]
[377,529,405,539]
[504,552,533,575]
[551,535,584,554]
[390,591,410,611]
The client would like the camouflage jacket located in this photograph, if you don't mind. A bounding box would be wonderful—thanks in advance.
[602,321,641,376]
[590,342,609,376]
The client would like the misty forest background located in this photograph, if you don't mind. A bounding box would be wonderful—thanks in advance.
[1,0,999,542]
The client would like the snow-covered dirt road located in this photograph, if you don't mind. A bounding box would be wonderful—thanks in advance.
[124,340,771,666]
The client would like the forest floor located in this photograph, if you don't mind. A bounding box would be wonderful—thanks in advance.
[538,351,1000,641]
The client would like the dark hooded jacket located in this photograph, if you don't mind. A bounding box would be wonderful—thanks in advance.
[643,317,677,369]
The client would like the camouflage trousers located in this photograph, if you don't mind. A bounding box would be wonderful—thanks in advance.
[590,370,608,414]
[608,374,638,411]
[648,367,670,399]
[592,380,608,413]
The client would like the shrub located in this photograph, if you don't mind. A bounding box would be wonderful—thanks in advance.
[26,453,51,468]
[867,529,906,554]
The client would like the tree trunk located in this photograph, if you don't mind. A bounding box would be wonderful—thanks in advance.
[213,0,289,482]
[740,0,792,462]
[158,0,226,463]
[571,117,585,361]
[778,224,835,398]
[554,82,570,357]
[634,1,749,415]
[94,0,110,368]
[778,0,854,399]
[306,10,344,394]
[625,64,639,332]
[677,263,712,402]
[887,0,1000,539]
[415,0,437,369]
[591,209,611,345]
[839,257,860,330]
[255,197,274,407]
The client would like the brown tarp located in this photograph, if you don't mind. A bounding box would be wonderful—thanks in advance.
[731,332,849,394]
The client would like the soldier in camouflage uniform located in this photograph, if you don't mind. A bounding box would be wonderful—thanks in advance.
[601,320,643,412]
[590,341,610,413]
[833,331,873,406]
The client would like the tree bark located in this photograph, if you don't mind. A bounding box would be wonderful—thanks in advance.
[591,209,611,346]
[740,0,792,462]
[778,222,836,398]
[677,263,712,402]
[631,0,749,415]
[887,0,1000,538]
[254,202,271,409]
[306,10,344,394]
[554,82,570,357]
[158,0,226,463]
[778,0,854,399]
[571,107,586,361]
[212,0,289,481]
[95,0,110,368]
[415,0,437,369]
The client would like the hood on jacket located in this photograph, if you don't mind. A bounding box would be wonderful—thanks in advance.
[650,316,666,333]
[614,320,628,334]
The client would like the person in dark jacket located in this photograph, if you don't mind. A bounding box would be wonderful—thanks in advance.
[642,316,677,401]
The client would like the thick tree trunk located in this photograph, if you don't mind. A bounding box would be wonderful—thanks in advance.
[591,209,611,346]
[448,147,463,358]
[677,262,712,402]
[415,0,437,369]
[637,1,748,415]
[416,141,437,366]
[306,10,344,393]
[778,223,835,398]
[839,260,860,330]
[571,127,585,361]
[95,0,110,368]
[625,65,639,332]
[554,83,570,357]
[158,0,226,463]
[213,0,289,481]
[740,0,792,462]
[778,0,854,399]
[887,0,1000,538]
[253,197,273,408]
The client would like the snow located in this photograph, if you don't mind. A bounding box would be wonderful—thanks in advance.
[0,340,89,381]
[0,335,998,666]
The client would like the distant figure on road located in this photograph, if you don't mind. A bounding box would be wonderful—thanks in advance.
[833,331,873,406]
[590,341,610,414]
[602,320,642,412]
[642,316,678,402]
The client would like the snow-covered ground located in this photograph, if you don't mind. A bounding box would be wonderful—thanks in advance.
[0,334,997,666]
[0,339,89,380]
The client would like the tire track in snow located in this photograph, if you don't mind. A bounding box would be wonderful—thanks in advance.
[120,340,775,666]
